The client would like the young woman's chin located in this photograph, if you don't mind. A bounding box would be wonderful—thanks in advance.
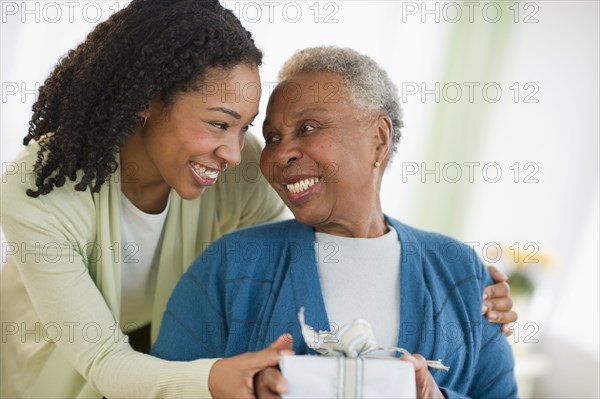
[176,185,208,201]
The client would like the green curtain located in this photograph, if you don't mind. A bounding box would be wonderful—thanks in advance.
[415,3,514,236]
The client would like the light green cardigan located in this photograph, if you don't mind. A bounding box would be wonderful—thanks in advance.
[0,134,286,398]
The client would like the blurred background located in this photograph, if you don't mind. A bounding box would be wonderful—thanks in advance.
[1,1,598,397]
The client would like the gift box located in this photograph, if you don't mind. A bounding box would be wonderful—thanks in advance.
[280,355,416,399]
[280,308,445,398]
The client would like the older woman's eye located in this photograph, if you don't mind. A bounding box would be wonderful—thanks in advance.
[301,123,317,133]
[264,134,280,145]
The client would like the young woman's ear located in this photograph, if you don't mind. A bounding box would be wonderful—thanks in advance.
[137,100,161,127]
[137,102,152,120]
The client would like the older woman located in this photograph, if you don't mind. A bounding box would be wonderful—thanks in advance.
[152,47,518,398]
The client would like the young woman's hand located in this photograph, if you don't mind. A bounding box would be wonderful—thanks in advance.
[483,265,518,335]
[253,334,293,398]
[208,334,293,399]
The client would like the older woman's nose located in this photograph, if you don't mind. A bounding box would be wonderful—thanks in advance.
[276,138,302,166]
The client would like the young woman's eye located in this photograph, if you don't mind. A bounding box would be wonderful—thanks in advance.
[210,122,229,130]
[241,123,254,133]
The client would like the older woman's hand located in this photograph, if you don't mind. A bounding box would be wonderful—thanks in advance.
[483,265,518,335]
[208,334,293,399]
[400,353,445,399]
[254,367,288,399]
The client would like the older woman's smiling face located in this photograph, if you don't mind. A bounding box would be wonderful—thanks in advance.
[260,72,390,237]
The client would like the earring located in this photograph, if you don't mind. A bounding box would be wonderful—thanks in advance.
[223,162,228,171]
[141,116,148,128]
[374,161,381,169]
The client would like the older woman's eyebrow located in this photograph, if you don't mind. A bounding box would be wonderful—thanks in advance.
[262,107,329,130]
[291,107,329,118]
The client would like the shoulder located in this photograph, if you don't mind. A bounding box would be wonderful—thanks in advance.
[1,142,96,241]
[387,216,484,279]
[2,143,41,194]
[388,217,475,253]
[221,219,301,241]
[190,219,305,270]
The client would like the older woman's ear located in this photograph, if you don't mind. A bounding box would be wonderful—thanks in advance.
[374,115,394,166]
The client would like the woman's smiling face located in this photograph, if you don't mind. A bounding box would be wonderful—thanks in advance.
[140,64,261,200]
[260,72,386,235]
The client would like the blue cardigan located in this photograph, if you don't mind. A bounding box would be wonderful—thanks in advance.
[152,218,518,398]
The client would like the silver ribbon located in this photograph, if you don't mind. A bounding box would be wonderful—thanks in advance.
[298,307,450,370]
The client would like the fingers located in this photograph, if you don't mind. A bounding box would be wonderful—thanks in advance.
[483,295,514,314]
[487,265,508,283]
[254,337,292,399]
[399,353,444,399]
[248,335,295,372]
[502,323,515,337]
[207,336,294,399]
[247,347,294,373]
[208,358,256,399]
[270,333,294,351]
[412,353,428,370]
[482,281,510,301]
[483,294,518,325]
[399,353,427,372]
[254,367,287,399]
[482,274,519,327]
[487,309,518,325]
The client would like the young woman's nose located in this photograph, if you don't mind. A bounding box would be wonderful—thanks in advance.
[215,133,243,168]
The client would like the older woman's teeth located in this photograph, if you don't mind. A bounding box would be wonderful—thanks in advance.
[286,178,319,194]
[191,162,219,179]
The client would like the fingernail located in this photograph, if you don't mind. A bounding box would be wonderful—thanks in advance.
[276,382,288,393]
[282,333,293,342]
[281,350,295,356]
[482,293,489,301]
[481,304,488,314]
[488,311,498,320]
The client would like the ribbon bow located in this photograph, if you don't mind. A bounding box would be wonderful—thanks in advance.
[298,307,449,371]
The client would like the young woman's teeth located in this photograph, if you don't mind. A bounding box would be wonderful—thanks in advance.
[191,162,219,179]
[286,177,319,194]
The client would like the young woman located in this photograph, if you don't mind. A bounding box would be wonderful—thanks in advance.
[0,1,287,397]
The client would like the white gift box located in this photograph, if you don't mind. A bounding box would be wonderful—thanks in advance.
[280,355,416,399]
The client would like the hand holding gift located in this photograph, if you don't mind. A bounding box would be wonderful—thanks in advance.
[261,308,449,399]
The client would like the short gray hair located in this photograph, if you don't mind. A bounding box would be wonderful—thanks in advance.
[278,46,403,157]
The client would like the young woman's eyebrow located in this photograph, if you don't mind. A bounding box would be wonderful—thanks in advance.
[207,108,259,122]
[207,107,242,119]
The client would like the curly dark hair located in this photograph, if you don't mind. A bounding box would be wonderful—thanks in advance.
[24,0,263,197]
